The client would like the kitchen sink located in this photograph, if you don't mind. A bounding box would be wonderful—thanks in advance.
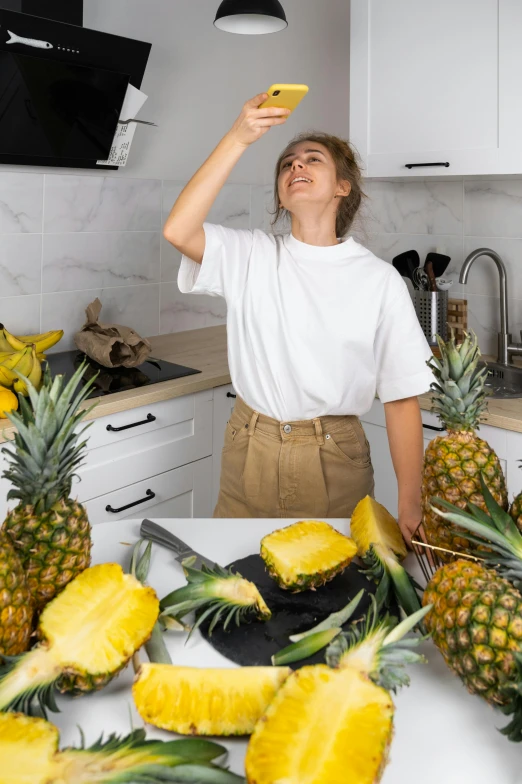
[478,361,522,399]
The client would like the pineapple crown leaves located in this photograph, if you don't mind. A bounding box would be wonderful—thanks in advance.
[1,361,99,512]
[60,727,245,783]
[130,539,173,665]
[359,545,423,620]
[0,654,59,718]
[426,329,489,431]
[430,474,522,584]
[159,558,271,640]
[325,598,431,693]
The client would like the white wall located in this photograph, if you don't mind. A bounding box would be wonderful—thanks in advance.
[81,0,351,183]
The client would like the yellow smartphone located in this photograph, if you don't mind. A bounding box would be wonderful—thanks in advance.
[259,84,309,114]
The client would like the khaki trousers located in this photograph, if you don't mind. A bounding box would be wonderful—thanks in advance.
[213,396,375,519]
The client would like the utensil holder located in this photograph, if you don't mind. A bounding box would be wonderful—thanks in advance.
[413,290,449,345]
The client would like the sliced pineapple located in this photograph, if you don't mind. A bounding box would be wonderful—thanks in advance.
[260,521,357,591]
[0,563,159,713]
[0,712,243,784]
[350,496,407,560]
[245,665,393,784]
[133,663,291,736]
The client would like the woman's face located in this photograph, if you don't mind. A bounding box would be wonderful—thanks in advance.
[277,141,350,214]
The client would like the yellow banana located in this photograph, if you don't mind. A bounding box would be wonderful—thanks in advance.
[0,346,32,387]
[14,346,41,396]
[0,350,15,362]
[0,332,12,353]
[1,326,27,351]
[14,329,63,353]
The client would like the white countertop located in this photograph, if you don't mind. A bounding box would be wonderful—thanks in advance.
[51,518,522,784]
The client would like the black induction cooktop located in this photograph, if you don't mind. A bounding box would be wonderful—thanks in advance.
[44,350,201,400]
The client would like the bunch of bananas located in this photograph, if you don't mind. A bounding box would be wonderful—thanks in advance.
[0,325,63,399]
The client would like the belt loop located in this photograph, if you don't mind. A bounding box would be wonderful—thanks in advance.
[247,410,259,436]
[313,417,325,446]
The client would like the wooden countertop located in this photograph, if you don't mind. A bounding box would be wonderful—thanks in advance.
[0,325,231,444]
[2,325,522,443]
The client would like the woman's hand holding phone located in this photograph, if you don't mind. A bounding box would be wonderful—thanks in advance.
[228,93,291,148]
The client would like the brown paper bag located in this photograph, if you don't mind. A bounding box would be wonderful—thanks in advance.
[74,298,152,368]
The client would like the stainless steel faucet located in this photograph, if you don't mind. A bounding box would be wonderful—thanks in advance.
[459,248,522,365]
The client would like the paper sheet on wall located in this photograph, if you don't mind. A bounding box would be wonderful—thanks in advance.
[96,84,148,167]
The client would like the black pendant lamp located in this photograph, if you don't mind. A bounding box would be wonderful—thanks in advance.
[214,0,288,35]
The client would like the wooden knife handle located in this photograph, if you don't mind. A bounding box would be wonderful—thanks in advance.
[425,261,438,292]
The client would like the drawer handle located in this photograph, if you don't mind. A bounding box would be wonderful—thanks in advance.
[106,489,155,514]
[423,423,445,432]
[405,162,450,169]
[106,413,156,432]
[226,392,237,398]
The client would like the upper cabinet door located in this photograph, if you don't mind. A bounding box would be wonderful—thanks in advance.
[350,0,522,177]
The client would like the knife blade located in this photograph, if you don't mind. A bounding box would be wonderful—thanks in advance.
[140,519,217,571]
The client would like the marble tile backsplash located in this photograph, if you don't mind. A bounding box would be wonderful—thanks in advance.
[0,171,521,356]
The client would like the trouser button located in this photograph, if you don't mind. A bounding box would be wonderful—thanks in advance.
[283,424,292,433]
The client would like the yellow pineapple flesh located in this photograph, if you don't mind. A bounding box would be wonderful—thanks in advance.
[350,496,407,560]
[133,663,291,736]
[0,712,58,784]
[245,665,393,784]
[260,520,357,591]
[0,563,159,710]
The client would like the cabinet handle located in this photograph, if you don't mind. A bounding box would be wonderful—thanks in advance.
[106,489,155,514]
[405,162,450,169]
[226,392,237,398]
[106,413,156,432]
[423,423,445,432]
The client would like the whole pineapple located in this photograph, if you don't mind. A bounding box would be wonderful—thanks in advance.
[1,363,95,611]
[422,330,507,559]
[0,532,32,656]
[509,467,522,533]
[423,476,522,740]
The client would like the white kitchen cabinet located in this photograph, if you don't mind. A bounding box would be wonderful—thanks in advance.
[350,0,522,177]
[0,448,10,521]
[84,457,213,525]
[212,383,237,512]
[74,390,213,503]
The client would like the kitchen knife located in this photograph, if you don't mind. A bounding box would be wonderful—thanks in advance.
[140,519,217,571]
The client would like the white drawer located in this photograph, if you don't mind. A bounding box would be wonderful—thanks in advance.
[84,389,213,451]
[75,391,213,502]
[85,456,213,525]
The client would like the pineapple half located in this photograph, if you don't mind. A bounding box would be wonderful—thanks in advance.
[0,712,244,784]
[350,496,421,617]
[424,475,522,740]
[133,663,291,736]
[0,531,33,657]
[1,362,97,611]
[245,604,429,784]
[0,562,159,714]
[422,330,508,560]
[260,520,357,591]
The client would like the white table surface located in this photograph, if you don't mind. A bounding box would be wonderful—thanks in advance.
[51,518,522,784]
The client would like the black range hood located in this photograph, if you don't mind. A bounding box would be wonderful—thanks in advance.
[0,1,151,170]
[1,0,82,28]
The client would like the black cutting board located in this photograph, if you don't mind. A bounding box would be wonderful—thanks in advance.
[200,554,396,669]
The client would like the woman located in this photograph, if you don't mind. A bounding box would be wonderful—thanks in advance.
[164,92,433,544]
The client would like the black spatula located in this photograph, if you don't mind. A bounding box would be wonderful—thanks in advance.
[392,250,420,283]
[424,251,451,278]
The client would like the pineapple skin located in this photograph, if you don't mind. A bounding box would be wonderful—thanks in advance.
[0,532,33,656]
[509,493,522,534]
[424,560,522,705]
[422,432,507,560]
[4,498,91,612]
[260,521,357,592]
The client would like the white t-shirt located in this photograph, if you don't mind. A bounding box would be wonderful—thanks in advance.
[178,223,433,422]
